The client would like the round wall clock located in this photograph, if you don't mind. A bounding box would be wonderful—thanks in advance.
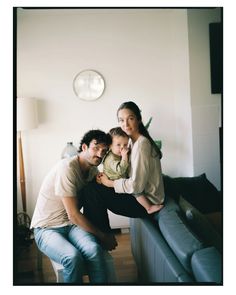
[73,70,105,101]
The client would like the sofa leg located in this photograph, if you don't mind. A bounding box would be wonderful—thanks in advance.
[137,270,145,283]
[205,212,222,234]
[37,249,42,271]
[121,228,130,234]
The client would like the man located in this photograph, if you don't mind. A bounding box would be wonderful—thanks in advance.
[31,130,117,283]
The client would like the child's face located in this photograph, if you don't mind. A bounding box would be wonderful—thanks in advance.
[110,135,129,157]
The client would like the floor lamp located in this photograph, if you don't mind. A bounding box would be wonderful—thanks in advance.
[17,98,38,224]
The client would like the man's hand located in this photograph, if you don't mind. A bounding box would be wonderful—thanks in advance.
[100,233,118,251]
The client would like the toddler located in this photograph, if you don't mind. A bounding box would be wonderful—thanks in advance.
[102,127,163,214]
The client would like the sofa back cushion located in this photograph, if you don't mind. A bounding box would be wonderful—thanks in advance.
[163,174,222,213]
[158,209,204,273]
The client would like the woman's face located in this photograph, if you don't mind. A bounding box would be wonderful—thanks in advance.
[117,108,140,138]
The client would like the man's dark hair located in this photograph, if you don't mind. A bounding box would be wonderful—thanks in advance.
[109,127,129,138]
[78,129,112,152]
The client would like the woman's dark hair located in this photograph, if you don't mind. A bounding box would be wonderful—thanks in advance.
[78,129,112,152]
[117,101,162,159]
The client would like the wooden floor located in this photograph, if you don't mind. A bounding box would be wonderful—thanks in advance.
[14,230,138,285]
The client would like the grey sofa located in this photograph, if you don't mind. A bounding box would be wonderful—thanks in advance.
[130,174,222,284]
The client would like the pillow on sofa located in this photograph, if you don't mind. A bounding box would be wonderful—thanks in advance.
[179,196,222,253]
[162,173,222,214]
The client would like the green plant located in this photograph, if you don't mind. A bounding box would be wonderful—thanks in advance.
[145,117,153,129]
[145,117,162,149]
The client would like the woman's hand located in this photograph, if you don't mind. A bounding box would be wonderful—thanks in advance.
[97,172,114,188]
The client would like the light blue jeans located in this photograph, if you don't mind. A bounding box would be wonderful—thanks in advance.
[34,225,108,283]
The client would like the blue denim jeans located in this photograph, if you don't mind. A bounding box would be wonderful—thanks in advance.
[34,225,108,283]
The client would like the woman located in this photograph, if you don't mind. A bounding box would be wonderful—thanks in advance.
[80,101,165,233]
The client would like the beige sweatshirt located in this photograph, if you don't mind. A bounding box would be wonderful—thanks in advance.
[30,156,98,228]
[114,135,165,205]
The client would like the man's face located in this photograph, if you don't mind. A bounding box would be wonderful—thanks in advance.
[83,139,108,166]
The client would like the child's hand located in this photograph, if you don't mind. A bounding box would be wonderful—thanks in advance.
[96,172,103,184]
[100,173,114,188]
[121,146,129,160]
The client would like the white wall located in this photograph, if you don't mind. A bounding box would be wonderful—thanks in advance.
[16,8,220,220]
[188,9,222,190]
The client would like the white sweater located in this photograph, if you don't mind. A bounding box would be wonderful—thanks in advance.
[114,135,165,204]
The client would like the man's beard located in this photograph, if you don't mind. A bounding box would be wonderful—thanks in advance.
[89,156,102,166]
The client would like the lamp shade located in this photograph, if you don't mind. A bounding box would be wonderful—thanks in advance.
[17,97,38,131]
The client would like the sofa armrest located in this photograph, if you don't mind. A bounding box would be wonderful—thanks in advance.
[130,218,193,282]
[153,196,180,223]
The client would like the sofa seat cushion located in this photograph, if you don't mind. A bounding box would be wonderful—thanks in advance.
[158,210,204,273]
[191,247,222,284]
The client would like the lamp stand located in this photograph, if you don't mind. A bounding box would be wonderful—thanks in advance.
[17,131,32,248]
[18,131,27,213]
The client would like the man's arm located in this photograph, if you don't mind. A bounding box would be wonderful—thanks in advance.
[62,196,117,251]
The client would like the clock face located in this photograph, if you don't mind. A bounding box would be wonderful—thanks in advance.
[73,70,105,101]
